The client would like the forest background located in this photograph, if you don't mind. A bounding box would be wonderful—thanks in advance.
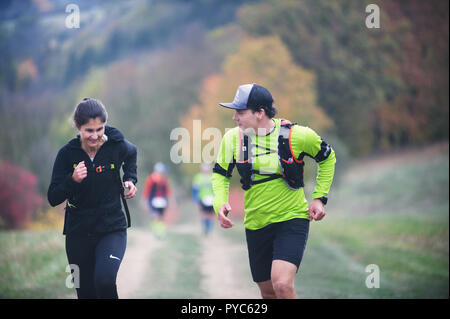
[1,0,447,229]
[0,0,448,299]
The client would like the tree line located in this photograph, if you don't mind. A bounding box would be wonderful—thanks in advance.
[0,0,448,229]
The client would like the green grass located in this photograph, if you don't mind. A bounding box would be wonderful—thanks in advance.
[223,144,449,298]
[330,148,449,216]
[1,144,448,299]
[296,212,448,298]
[0,230,73,298]
[295,146,449,298]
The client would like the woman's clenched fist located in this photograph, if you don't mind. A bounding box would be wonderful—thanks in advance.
[72,161,87,183]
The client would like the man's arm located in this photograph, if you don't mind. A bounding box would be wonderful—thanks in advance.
[211,171,234,228]
[313,147,336,201]
[211,128,237,228]
[292,126,336,220]
[310,150,336,220]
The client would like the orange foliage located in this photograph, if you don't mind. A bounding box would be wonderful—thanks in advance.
[182,36,334,130]
[179,36,333,178]
[17,59,38,82]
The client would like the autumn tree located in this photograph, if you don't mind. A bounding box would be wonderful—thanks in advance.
[179,35,332,178]
[373,0,449,148]
[238,0,449,154]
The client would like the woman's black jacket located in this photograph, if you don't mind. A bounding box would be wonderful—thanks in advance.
[48,126,137,235]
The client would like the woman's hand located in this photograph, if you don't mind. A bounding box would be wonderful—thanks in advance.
[124,181,137,199]
[72,161,87,183]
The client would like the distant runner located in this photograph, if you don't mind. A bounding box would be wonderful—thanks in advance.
[192,163,215,235]
[142,162,171,238]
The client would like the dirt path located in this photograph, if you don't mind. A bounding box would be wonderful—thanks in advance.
[200,228,260,299]
[116,221,259,299]
[117,228,162,298]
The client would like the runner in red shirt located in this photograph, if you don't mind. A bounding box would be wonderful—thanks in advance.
[142,162,171,238]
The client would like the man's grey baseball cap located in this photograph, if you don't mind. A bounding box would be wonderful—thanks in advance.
[219,83,274,110]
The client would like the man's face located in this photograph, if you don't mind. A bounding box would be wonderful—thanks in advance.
[232,109,260,134]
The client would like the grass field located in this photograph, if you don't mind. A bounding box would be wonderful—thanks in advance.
[0,143,448,299]
[295,143,449,298]
[0,230,71,298]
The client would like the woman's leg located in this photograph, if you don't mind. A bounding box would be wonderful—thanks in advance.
[65,234,97,299]
[93,230,127,299]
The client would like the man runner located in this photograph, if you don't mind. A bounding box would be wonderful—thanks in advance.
[212,83,336,299]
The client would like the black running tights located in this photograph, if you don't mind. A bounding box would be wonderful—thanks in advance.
[65,230,127,299]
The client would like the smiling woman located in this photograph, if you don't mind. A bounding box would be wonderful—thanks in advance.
[47,97,138,299]
[73,99,108,160]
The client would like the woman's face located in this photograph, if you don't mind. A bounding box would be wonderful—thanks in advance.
[77,117,105,148]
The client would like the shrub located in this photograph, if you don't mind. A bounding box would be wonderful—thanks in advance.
[0,161,43,229]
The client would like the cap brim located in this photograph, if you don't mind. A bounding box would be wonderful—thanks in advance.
[219,102,247,110]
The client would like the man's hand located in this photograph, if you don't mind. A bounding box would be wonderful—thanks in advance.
[217,203,234,228]
[309,199,326,221]
[124,181,137,199]
[72,161,87,183]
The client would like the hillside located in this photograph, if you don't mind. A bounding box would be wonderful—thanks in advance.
[1,143,447,298]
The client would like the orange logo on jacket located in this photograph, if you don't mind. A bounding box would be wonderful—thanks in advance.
[96,165,105,173]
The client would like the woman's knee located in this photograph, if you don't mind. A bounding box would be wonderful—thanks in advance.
[94,272,117,298]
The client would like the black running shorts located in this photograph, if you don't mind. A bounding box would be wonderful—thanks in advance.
[245,218,309,282]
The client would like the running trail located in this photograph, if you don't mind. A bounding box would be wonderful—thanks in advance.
[117,228,162,298]
[116,221,259,298]
[200,228,260,298]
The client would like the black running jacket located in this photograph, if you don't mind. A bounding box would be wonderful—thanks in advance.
[48,126,137,235]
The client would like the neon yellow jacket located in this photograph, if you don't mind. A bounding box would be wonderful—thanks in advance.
[212,118,336,230]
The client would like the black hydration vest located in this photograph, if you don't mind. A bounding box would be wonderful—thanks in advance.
[235,119,305,191]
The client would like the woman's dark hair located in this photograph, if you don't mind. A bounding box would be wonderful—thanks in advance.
[73,98,108,127]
